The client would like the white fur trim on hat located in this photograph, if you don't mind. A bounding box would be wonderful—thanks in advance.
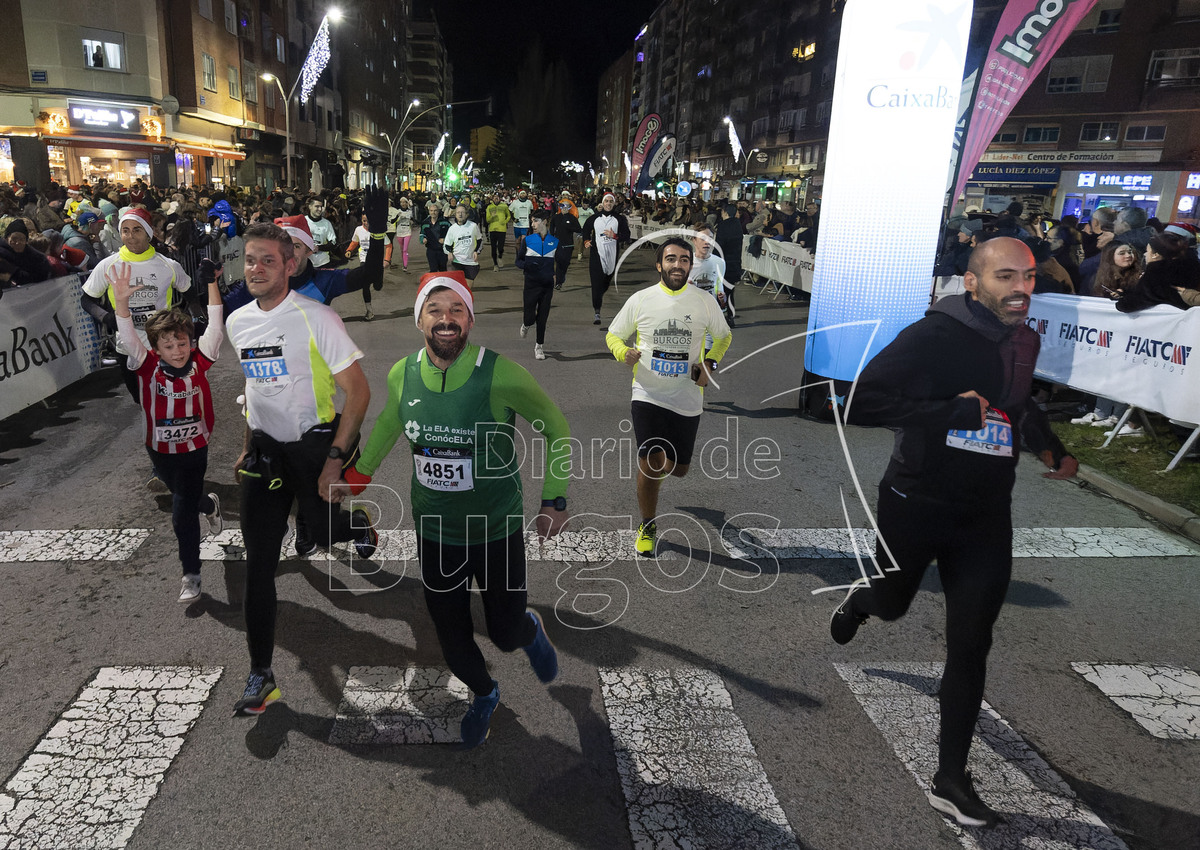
[280,225,315,252]
[119,208,153,237]
[414,275,474,328]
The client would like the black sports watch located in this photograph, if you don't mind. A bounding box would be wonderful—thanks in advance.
[541,496,567,511]
[328,446,348,461]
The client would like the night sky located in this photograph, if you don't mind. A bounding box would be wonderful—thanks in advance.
[423,0,659,156]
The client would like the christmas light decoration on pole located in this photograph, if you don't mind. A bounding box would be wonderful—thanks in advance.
[457,151,469,170]
[299,11,338,105]
[432,132,447,163]
[724,116,743,163]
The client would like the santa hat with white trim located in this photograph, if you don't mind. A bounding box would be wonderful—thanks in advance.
[274,214,315,252]
[1164,222,1198,245]
[119,207,153,237]
[414,270,474,328]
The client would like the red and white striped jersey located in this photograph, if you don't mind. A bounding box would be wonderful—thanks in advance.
[117,306,222,454]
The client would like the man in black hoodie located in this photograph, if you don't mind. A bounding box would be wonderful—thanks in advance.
[831,237,1078,829]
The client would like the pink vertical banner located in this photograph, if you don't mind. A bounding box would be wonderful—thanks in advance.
[629,113,662,192]
[952,0,1099,202]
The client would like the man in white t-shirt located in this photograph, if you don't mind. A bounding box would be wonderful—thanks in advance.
[508,190,534,242]
[225,214,381,718]
[606,237,732,557]
[305,197,339,267]
[687,223,726,304]
[443,204,483,281]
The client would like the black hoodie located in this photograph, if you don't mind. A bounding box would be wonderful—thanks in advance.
[847,293,1068,507]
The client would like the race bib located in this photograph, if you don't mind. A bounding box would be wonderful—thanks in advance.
[946,409,1013,457]
[155,415,201,444]
[130,303,156,327]
[650,349,689,377]
[240,345,290,380]
[413,446,474,491]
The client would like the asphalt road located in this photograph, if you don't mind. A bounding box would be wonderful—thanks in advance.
[1,248,1198,850]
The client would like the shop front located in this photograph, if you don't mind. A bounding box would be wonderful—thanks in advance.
[963,164,1060,215]
[1170,171,1200,227]
[1056,169,1178,221]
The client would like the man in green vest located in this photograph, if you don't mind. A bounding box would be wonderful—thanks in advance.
[337,270,571,747]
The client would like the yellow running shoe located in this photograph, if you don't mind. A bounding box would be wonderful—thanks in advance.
[635,521,657,557]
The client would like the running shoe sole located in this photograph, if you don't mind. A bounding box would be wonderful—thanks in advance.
[927,788,999,828]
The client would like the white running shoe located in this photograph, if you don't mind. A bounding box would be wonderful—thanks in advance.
[179,574,201,603]
[1090,415,1119,428]
[203,493,223,537]
[365,306,375,321]
[1104,424,1143,438]
[1070,411,1101,425]
[519,323,528,338]
[534,344,546,360]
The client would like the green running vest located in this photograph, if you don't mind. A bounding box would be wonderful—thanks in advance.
[400,347,523,545]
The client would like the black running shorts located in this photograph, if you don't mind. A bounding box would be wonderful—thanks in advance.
[631,400,701,466]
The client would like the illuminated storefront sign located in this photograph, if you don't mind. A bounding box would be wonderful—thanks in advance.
[1077,173,1153,190]
[67,102,142,133]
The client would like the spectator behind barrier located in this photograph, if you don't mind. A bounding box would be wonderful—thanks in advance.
[1116,232,1196,313]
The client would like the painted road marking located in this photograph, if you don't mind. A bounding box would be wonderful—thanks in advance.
[1072,663,1200,740]
[0,529,151,562]
[599,667,799,850]
[724,527,1197,560]
[0,666,222,849]
[835,662,1128,850]
[6,526,1193,564]
[328,666,470,745]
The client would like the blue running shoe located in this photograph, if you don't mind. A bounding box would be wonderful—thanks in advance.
[460,681,499,748]
[233,670,280,717]
[523,610,558,684]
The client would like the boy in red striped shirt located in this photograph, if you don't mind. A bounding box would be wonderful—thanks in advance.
[111,261,224,603]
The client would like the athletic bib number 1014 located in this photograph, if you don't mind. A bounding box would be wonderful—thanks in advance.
[946,409,1014,457]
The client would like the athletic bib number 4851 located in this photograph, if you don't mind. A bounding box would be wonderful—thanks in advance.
[413,446,474,491]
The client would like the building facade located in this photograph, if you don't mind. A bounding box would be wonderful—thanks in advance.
[409,11,452,190]
[595,48,634,189]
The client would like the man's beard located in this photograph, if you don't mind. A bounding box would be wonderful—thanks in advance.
[663,268,688,291]
[427,323,468,361]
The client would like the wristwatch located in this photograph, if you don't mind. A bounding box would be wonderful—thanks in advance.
[541,496,567,511]
[328,446,348,461]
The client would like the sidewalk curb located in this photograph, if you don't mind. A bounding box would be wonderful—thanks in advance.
[1077,463,1200,545]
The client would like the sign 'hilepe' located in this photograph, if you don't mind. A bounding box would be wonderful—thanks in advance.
[804,0,972,383]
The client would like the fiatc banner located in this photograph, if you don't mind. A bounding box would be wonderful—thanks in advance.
[804,0,972,383]
[1026,294,1199,424]
[628,113,662,192]
[0,275,103,420]
[950,0,1098,203]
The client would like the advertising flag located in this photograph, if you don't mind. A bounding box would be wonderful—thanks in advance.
[804,0,972,383]
[629,113,663,190]
[950,0,1099,202]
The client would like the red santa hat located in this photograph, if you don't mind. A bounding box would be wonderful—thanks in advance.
[274,214,315,252]
[119,207,154,237]
[414,271,474,328]
[67,185,81,195]
[1164,222,1198,244]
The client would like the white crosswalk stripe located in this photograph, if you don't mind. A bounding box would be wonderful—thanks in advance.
[599,667,799,850]
[723,527,1198,560]
[0,529,151,562]
[328,666,471,745]
[0,666,222,849]
[1072,663,1200,740]
[835,662,1128,850]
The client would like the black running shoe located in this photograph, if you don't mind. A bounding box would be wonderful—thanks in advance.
[233,670,281,717]
[830,577,869,645]
[927,771,1001,828]
[294,515,318,557]
[352,507,378,559]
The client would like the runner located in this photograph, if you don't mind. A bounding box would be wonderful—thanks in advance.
[305,197,339,268]
[485,193,513,271]
[605,237,732,556]
[444,203,483,281]
[421,203,450,273]
[549,198,581,291]
[509,189,533,244]
[339,271,571,747]
[110,259,223,603]
[830,237,1078,827]
[518,209,558,360]
[391,196,415,272]
[226,209,384,717]
[581,192,630,325]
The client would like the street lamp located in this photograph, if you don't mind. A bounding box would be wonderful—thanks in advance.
[260,8,341,189]
[381,97,420,184]
[743,148,760,177]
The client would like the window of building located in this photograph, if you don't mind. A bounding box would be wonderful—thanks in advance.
[1175,0,1200,17]
[1125,124,1166,142]
[1080,121,1119,142]
[1046,55,1112,93]
[992,130,1019,143]
[1075,0,1123,32]
[1095,9,1122,31]
[202,53,217,91]
[751,116,769,137]
[276,34,285,63]
[242,62,257,102]
[82,29,125,72]
[729,95,748,113]
[1148,48,1200,84]
[1023,126,1060,143]
[264,82,275,108]
[711,129,722,143]
[734,69,752,85]
[779,110,796,130]
[796,107,807,126]
[820,63,835,86]
[815,100,829,124]
[199,0,213,20]
[755,87,775,107]
[228,65,240,99]
[224,0,237,34]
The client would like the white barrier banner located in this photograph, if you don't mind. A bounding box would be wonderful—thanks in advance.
[1027,293,1199,423]
[742,237,815,293]
[0,275,103,421]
